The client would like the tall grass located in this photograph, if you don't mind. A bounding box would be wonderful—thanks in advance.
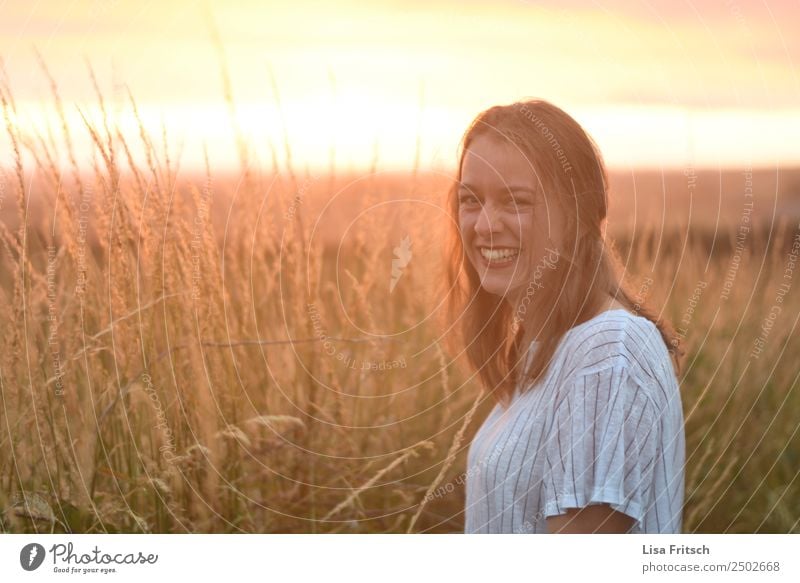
[0,64,798,533]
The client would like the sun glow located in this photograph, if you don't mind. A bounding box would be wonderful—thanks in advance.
[0,0,798,173]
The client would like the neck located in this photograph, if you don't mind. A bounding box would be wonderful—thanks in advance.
[508,294,544,351]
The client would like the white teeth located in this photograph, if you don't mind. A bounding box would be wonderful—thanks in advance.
[479,247,520,261]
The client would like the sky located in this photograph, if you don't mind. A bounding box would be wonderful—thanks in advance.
[0,0,798,174]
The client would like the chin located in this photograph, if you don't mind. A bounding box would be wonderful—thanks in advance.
[479,278,520,299]
[471,264,521,295]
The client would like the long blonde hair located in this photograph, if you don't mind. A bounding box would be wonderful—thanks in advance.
[442,99,684,408]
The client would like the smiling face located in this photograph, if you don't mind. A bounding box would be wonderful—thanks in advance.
[458,133,565,307]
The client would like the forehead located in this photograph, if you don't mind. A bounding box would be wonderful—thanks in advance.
[460,133,537,190]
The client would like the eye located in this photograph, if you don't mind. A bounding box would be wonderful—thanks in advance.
[458,191,481,207]
[505,195,534,210]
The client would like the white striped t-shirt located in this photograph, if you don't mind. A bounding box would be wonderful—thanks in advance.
[464,308,685,534]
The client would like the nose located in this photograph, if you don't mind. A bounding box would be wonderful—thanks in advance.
[474,203,502,237]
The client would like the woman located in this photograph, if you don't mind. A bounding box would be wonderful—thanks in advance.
[444,99,686,533]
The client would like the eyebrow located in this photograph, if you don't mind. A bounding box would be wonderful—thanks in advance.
[458,183,537,195]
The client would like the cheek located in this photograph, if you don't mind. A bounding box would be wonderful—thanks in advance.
[510,212,537,247]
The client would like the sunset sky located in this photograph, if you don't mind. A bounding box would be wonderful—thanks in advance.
[1,0,798,174]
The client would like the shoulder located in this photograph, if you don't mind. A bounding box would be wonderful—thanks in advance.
[561,309,672,385]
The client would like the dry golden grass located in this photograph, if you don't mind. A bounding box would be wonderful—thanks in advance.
[0,65,799,534]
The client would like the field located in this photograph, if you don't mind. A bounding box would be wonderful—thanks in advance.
[1,78,799,534]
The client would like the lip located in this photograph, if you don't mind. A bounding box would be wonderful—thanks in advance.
[476,247,520,270]
[475,244,519,250]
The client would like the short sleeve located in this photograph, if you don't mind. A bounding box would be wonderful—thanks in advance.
[541,365,659,532]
